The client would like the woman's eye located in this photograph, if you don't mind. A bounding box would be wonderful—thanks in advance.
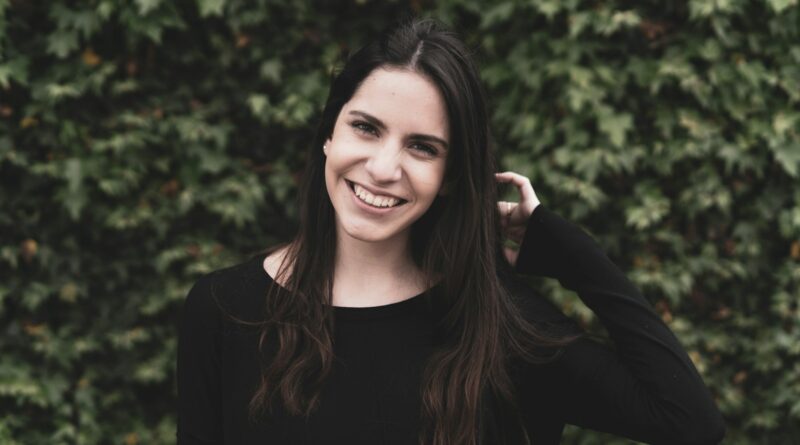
[352,121,378,136]
[411,143,437,156]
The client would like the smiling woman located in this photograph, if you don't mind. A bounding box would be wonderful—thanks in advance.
[177,18,725,445]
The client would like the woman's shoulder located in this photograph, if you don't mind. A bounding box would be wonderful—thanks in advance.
[262,244,292,288]
[182,253,272,326]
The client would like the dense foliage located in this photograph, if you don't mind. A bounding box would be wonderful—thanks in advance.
[1,0,798,443]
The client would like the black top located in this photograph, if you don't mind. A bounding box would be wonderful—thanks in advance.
[177,206,725,444]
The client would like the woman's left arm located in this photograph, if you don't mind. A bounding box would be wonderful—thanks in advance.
[496,172,726,444]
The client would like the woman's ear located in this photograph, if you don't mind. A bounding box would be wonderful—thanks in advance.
[323,138,331,156]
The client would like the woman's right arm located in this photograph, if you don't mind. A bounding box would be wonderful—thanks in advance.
[177,274,223,444]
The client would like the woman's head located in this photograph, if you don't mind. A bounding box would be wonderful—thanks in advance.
[323,67,449,245]
[305,18,495,264]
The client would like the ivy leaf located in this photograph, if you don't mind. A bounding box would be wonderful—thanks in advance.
[480,3,514,28]
[70,10,102,38]
[247,94,271,121]
[535,0,563,19]
[62,158,87,220]
[46,30,78,58]
[598,111,633,147]
[625,183,671,230]
[767,0,798,13]
[259,59,282,84]
[197,0,226,17]
[771,142,800,178]
[135,0,163,15]
[0,57,29,88]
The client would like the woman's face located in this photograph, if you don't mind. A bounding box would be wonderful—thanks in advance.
[324,67,449,245]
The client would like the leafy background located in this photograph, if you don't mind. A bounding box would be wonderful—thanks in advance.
[1,0,799,443]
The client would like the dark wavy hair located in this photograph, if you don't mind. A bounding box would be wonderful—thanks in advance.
[250,18,579,445]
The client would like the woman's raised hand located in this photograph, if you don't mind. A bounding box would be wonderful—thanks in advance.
[495,171,541,266]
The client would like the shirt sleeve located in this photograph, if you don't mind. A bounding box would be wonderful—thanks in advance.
[515,205,726,445]
[177,274,223,444]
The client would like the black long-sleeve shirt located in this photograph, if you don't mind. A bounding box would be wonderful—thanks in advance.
[177,206,726,444]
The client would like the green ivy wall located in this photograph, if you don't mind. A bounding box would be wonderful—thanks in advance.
[1,0,798,443]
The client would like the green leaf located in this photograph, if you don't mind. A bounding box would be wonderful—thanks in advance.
[768,0,798,13]
[46,30,78,58]
[625,183,671,230]
[64,158,83,193]
[69,10,102,38]
[771,143,800,177]
[62,158,87,219]
[197,0,226,17]
[480,3,514,28]
[0,57,29,88]
[21,282,52,311]
[598,111,633,147]
[247,94,270,118]
[259,59,282,83]
[134,0,163,15]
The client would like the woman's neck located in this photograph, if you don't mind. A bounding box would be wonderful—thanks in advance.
[332,230,425,307]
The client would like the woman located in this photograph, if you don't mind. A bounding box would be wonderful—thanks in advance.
[177,18,725,445]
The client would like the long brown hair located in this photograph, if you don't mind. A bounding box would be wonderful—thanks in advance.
[249,18,580,445]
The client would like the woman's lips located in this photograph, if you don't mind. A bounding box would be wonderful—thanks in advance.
[346,180,408,213]
[346,180,407,202]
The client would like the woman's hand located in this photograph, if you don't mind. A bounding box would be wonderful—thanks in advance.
[495,171,541,266]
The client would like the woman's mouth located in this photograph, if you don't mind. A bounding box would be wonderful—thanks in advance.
[346,180,408,209]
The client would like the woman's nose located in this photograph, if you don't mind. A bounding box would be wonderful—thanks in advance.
[364,143,402,183]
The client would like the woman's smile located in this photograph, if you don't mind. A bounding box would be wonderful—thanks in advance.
[346,179,408,213]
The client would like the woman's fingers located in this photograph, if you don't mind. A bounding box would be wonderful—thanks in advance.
[496,201,518,225]
[495,172,541,246]
[495,171,532,199]
[503,246,519,267]
[494,171,540,216]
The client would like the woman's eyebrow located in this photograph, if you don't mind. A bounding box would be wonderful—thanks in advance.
[349,110,387,130]
[348,110,449,150]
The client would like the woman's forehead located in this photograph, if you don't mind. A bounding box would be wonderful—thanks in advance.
[343,68,449,141]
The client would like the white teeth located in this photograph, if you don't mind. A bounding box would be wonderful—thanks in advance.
[352,183,401,208]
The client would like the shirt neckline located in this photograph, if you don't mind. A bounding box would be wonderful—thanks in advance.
[249,253,436,322]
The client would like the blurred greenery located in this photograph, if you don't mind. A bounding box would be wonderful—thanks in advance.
[1,0,799,443]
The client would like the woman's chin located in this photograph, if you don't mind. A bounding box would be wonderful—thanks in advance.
[338,221,408,244]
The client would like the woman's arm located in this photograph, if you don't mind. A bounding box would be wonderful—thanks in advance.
[514,204,726,444]
[496,171,725,444]
[176,274,223,444]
